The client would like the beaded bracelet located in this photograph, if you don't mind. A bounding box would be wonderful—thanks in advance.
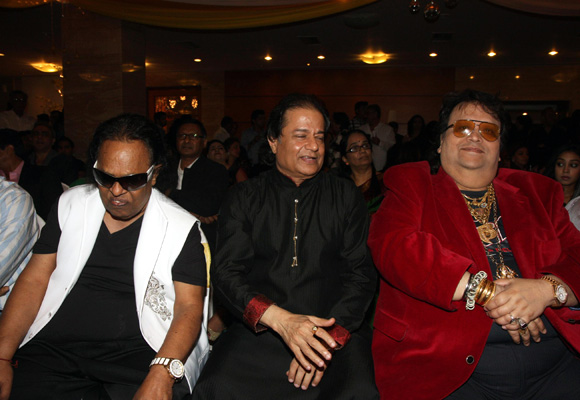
[465,271,487,310]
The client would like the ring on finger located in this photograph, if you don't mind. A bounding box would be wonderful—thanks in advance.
[518,318,528,330]
[509,314,518,325]
[312,326,318,334]
[519,328,528,336]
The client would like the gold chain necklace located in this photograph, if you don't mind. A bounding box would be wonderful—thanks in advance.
[463,184,518,279]
[462,184,496,242]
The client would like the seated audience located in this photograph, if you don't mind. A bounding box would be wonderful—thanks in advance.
[339,129,385,214]
[0,130,62,220]
[49,136,87,185]
[0,176,41,310]
[28,121,58,167]
[546,144,580,205]
[162,115,229,252]
[0,91,35,132]
[0,113,210,399]
[223,137,249,185]
[369,89,580,399]
[360,104,396,171]
[509,143,531,171]
[240,109,267,166]
[213,116,234,143]
[349,100,368,130]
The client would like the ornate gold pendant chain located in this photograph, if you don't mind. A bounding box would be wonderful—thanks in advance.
[463,184,518,280]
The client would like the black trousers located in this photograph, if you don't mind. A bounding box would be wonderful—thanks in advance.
[11,339,190,400]
[446,337,580,400]
[193,323,379,400]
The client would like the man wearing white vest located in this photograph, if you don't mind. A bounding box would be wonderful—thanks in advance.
[0,114,210,400]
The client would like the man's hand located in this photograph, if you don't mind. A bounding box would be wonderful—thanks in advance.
[504,317,546,346]
[287,357,326,390]
[133,366,174,400]
[260,305,337,372]
[485,278,553,329]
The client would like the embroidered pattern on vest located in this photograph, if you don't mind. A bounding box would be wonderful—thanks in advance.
[145,275,172,321]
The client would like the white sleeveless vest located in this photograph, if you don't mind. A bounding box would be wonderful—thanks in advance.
[21,185,210,391]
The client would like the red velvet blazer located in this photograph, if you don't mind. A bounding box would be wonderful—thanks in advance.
[368,162,580,400]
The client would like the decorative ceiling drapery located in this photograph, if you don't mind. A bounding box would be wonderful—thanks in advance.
[0,0,378,29]
[484,0,580,17]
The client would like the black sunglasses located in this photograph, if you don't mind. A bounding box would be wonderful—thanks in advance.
[92,161,155,191]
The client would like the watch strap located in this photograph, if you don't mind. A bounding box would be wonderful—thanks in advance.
[149,357,184,381]
[541,275,566,307]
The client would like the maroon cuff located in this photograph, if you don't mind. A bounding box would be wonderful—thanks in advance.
[326,324,351,349]
[243,294,275,332]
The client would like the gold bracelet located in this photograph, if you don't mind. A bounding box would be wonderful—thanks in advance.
[474,279,488,304]
[481,282,497,307]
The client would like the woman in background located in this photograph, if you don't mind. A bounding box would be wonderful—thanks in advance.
[546,144,580,205]
[340,130,385,215]
[223,138,248,184]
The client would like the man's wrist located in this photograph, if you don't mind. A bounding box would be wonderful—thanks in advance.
[147,365,176,384]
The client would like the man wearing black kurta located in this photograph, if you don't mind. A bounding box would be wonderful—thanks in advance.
[193,94,379,399]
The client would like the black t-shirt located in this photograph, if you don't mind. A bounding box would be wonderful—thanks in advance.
[32,199,207,344]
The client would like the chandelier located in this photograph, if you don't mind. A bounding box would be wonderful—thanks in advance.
[409,0,458,22]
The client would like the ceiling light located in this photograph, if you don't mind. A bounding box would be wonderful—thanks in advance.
[361,52,388,65]
[548,50,558,56]
[317,55,325,60]
[0,53,4,57]
[487,51,496,57]
[31,63,62,73]
[306,63,311,66]
[429,52,438,57]
[469,75,475,80]
[522,112,528,116]
[264,55,272,61]
[515,75,520,79]
[194,58,202,63]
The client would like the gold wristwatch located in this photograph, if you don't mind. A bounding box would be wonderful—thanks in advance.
[541,276,568,307]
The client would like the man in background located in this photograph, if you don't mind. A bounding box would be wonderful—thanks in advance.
[0,91,36,132]
[0,175,41,310]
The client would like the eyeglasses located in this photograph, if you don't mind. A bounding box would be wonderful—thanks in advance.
[177,133,205,141]
[92,161,155,191]
[446,119,500,142]
[347,143,371,153]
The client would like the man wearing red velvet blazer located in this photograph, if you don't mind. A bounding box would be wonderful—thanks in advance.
[193,94,379,399]
[369,90,580,399]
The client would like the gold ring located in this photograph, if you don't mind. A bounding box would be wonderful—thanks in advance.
[312,326,318,333]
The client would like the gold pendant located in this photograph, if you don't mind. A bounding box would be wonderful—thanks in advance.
[496,263,518,279]
[477,223,497,243]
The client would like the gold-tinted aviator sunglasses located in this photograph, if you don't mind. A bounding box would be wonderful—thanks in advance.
[446,119,500,142]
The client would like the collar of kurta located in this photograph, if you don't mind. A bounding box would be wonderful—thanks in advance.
[272,167,323,188]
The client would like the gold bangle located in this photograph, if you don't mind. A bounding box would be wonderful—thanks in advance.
[474,279,489,304]
[481,282,496,307]
[476,280,495,306]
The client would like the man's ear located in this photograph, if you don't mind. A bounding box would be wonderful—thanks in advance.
[268,136,278,155]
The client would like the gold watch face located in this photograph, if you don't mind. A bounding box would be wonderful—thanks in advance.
[169,359,185,379]
[556,285,568,304]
